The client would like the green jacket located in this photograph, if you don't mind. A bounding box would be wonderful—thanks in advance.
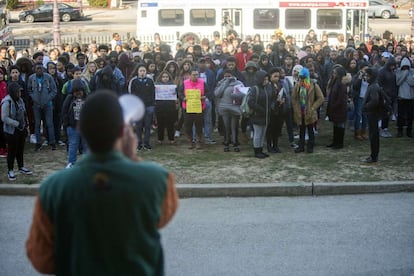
[39,151,169,275]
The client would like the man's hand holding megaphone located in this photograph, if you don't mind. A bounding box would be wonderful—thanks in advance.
[118,94,145,161]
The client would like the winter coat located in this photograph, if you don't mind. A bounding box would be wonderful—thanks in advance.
[327,73,351,123]
[292,80,324,126]
[128,76,156,107]
[1,95,26,135]
[248,71,272,126]
[362,81,381,114]
[214,76,244,116]
[90,65,121,95]
[61,94,86,129]
[378,57,398,99]
[395,57,414,100]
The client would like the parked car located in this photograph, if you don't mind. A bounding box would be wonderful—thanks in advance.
[368,0,397,19]
[18,3,83,23]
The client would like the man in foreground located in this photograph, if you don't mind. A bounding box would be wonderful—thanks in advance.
[26,90,179,275]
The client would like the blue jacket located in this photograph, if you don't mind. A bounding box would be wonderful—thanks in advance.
[197,68,216,100]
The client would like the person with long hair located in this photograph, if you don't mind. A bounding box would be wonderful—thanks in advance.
[1,82,32,181]
[326,66,351,149]
[248,70,272,158]
[128,63,156,150]
[155,71,178,145]
[81,61,97,83]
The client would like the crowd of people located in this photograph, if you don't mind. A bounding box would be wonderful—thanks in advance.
[0,29,413,179]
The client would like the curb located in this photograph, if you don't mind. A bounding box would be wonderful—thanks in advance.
[0,181,413,197]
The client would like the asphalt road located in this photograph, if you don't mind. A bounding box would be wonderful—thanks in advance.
[7,3,413,37]
[1,193,413,275]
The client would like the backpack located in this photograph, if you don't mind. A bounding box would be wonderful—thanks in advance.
[378,87,392,118]
[240,86,258,118]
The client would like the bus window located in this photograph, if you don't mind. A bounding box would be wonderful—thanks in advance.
[285,9,311,29]
[190,9,216,26]
[159,9,184,26]
[253,9,279,29]
[141,10,147,18]
[317,9,342,30]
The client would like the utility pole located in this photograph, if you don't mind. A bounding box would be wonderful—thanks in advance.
[52,0,61,49]
[411,0,414,37]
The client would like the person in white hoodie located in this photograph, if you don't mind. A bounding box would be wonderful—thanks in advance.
[395,57,414,137]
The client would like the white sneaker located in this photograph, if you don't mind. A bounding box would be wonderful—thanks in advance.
[19,167,33,175]
[381,129,392,138]
[42,140,49,146]
[290,142,299,149]
[58,140,66,146]
[30,134,37,144]
[174,130,180,138]
[8,170,16,181]
[65,163,73,169]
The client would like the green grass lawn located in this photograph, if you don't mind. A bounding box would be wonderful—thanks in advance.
[1,118,413,185]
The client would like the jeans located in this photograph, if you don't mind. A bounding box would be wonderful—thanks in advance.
[353,97,367,131]
[203,98,212,139]
[33,104,55,145]
[136,106,155,145]
[222,113,240,146]
[67,126,88,164]
[252,124,267,148]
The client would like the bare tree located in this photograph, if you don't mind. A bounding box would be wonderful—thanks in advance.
[53,0,61,49]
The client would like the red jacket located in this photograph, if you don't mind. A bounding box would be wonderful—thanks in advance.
[235,51,252,72]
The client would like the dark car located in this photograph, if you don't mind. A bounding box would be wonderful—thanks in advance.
[18,3,83,23]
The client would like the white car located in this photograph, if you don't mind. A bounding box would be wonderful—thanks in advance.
[368,0,397,19]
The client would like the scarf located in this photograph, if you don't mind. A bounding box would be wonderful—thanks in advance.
[299,77,310,116]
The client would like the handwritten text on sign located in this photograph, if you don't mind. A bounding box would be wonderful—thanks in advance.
[186,89,202,113]
[155,85,177,101]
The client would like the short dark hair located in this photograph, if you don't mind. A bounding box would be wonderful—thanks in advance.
[32,51,44,60]
[98,44,109,52]
[226,56,236,63]
[79,91,124,153]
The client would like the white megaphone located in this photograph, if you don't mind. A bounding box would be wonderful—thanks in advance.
[118,94,145,124]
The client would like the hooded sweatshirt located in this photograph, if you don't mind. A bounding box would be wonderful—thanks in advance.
[248,70,272,126]
[395,57,414,100]
[378,57,398,98]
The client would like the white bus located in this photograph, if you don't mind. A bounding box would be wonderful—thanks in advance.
[136,0,369,45]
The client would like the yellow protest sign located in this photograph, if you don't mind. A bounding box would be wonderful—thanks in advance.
[186,89,202,113]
